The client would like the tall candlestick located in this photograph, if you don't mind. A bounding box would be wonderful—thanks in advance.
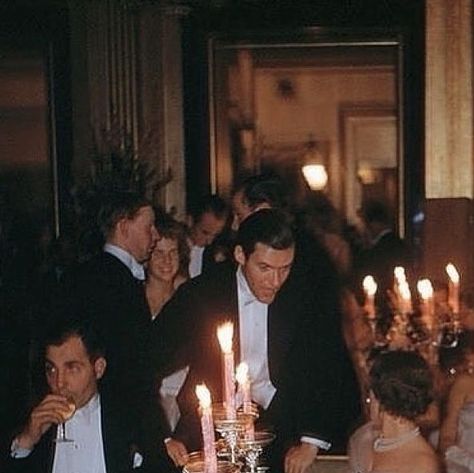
[196,384,218,473]
[417,279,434,330]
[446,263,460,314]
[217,322,236,419]
[236,362,254,440]
[362,275,377,318]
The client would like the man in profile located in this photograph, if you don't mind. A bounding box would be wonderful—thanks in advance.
[65,191,163,461]
[7,318,144,472]
[153,209,344,473]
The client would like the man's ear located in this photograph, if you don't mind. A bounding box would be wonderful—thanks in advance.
[94,357,107,380]
[116,217,129,240]
[234,245,246,266]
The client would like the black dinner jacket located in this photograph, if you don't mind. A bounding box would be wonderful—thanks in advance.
[152,262,344,451]
[63,252,165,457]
[5,394,143,473]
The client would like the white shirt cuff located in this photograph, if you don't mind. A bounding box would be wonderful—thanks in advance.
[10,438,32,459]
[300,436,331,451]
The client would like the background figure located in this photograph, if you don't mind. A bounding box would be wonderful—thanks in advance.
[146,214,189,319]
[439,331,474,472]
[187,194,230,278]
[296,192,352,278]
[63,191,165,468]
[353,199,412,313]
[348,350,440,473]
[145,214,191,449]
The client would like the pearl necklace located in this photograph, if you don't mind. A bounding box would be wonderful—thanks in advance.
[373,426,420,452]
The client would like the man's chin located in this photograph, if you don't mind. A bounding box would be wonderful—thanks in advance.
[257,293,276,304]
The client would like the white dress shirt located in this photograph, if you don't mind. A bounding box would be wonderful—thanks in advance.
[237,266,277,409]
[104,243,145,281]
[51,394,106,473]
[159,366,190,431]
[189,245,205,278]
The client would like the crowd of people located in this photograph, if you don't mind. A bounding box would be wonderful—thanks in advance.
[1,172,473,473]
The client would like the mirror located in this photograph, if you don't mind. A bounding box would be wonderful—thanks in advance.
[208,30,403,233]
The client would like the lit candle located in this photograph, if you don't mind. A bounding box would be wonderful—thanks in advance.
[362,275,377,318]
[446,263,460,314]
[417,279,434,330]
[393,266,407,310]
[217,322,236,419]
[196,384,218,473]
[399,281,412,315]
[236,362,254,440]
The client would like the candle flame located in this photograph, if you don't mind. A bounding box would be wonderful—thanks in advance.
[236,362,249,385]
[417,279,434,300]
[362,275,377,296]
[399,281,411,301]
[394,266,406,283]
[217,322,234,354]
[446,263,460,284]
[195,384,212,408]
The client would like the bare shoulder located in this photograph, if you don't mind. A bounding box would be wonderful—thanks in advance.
[416,447,442,473]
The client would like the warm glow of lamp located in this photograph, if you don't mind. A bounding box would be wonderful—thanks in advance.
[302,164,328,191]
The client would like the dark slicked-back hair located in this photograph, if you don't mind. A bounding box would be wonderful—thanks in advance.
[98,191,151,240]
[236,208,294,258]
[370,350,433,420]
[41,316,106,362]
[189,194,229,223]
[237,173,288,211]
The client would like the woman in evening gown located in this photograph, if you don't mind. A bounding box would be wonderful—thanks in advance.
[348,350,440,473]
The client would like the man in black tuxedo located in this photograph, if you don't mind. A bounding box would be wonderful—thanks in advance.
[354,199,412,300]
[153,209,344,473]
[6,317,144,473]
[65,192,165,465]
[187,194,230,278]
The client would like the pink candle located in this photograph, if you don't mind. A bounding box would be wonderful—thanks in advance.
[236,362,254,440]
[446,263,460,314]
[362,275,377,318]
[196,384,218,473]
[217,322,236,420]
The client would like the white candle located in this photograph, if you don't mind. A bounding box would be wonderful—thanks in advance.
[446,263,460,314]
[217,322,236,419]
[362,275,377,318]
[236,362,254,440]
[393,266,407,311]
[399,281,412,315]
[417,279,434,330]
[196,384,217,473]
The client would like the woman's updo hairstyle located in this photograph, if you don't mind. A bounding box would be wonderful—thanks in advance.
[369,350,433,420]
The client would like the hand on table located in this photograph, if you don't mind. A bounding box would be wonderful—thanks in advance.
[165,438,189,467]
[284,443,318,473]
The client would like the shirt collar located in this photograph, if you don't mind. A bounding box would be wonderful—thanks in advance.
[104,243,145,281]
[71,393,100,425]
[236,266,265,307]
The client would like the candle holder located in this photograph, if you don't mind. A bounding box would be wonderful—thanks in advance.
[213,403,249,464]
[237,430,275,473]
[183,451,240,473]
